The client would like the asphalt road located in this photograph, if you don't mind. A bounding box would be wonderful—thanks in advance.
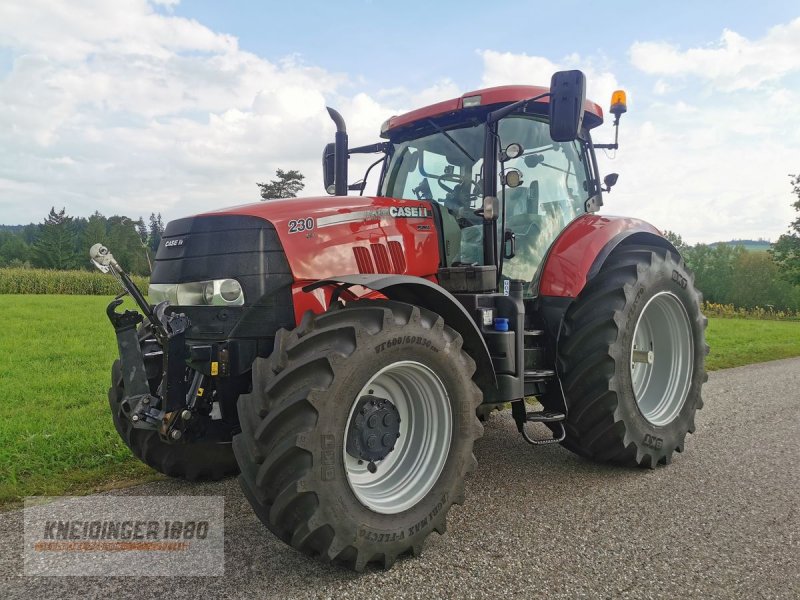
[2,358,798,599]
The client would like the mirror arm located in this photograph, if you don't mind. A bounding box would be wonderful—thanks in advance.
[348,142,390,155]
[487,92,551,124]
[357,156,386,197]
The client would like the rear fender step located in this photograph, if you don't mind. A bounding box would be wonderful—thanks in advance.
[511,401,566,446]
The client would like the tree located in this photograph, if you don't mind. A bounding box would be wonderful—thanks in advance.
[32,207,80,269]
[257,169,305,200]
[82,212,108,255]
[108,216,151,275]
[663,230,688,253]
[148,213,164,253]
[770,174,800,285]
[136,218,148,244]
[730,251,798,310]
[0,231,30,267]
[681,242,747,305]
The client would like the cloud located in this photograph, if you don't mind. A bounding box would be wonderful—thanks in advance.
[624,20,800,239]
[479,49,620,109]
[0,2,797,245]
[596,106,798,244]
[0,0,401,223]
[479,38,799,243]
[630,18,800,91]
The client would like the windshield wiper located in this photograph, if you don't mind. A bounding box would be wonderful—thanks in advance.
[426,119,475,162]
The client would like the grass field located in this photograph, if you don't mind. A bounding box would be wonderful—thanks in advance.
[0,295,160,508]
[704,318,800,370]
[1,294,799,507]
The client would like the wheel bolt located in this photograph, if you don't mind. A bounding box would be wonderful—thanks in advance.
[131,414,140,423]
[170,430,182,440]
[382,433,394,447]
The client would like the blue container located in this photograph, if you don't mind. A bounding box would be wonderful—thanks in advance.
[493,317,509,332]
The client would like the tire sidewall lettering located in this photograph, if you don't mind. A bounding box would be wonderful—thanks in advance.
[374,335,439,355]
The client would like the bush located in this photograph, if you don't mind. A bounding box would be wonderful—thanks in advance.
[0,268,148,295]
[703,301,799,321]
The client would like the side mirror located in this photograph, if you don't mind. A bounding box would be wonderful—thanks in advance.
[549,70,586,142]
[603,173,619,193]
[322,142,336,195]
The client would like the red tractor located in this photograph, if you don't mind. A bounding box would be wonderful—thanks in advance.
[93,70,707,571]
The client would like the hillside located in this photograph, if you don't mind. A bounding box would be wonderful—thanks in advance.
[709,239,772,252]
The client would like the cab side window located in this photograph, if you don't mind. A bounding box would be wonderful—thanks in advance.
[498,116,591,287]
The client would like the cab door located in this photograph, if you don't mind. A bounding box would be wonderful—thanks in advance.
[497,116,593,293]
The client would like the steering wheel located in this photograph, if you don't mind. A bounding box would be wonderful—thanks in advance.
[438,173,481,199]
[436,172,465,194]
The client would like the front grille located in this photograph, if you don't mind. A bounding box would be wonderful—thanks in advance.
[152,214,294,341]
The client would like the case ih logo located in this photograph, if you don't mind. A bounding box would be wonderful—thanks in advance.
[164,239,184,247]
[389,206,431,218]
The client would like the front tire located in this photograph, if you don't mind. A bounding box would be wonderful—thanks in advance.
[233,300,483,570]
[555,243,708,467]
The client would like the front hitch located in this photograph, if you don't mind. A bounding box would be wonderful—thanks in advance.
[92,243,192,441]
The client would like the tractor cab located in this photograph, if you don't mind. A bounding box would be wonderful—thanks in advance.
[325,74,622,297]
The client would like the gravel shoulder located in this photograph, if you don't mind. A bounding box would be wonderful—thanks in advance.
[1,357,798,599]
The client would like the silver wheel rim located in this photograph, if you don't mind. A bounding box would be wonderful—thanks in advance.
[344,360,452,514]
[630,291,694,426]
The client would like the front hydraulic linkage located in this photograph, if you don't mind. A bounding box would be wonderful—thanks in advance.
[91,243,192,441]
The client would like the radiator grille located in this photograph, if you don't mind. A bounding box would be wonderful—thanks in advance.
[353,246,375,273]
[353,242,406,274]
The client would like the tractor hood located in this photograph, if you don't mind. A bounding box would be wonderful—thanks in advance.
[200,195,442,281]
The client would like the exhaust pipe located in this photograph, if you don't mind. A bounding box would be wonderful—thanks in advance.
[326,107,348,196]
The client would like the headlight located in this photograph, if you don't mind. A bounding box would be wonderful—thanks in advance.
[148,279,245,306]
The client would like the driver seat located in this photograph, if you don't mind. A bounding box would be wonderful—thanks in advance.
[505,181,542,236]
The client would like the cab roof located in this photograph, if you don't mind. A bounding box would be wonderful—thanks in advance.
[382,85,604,137]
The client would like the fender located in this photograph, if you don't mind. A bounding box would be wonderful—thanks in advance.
[538,214,677,298]
[303,274,497,393]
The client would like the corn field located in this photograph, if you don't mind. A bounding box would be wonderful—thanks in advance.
[0,268,149,295]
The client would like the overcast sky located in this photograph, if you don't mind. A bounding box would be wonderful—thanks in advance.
[1,0,798,243]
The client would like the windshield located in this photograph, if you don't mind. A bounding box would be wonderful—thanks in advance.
[381,123,486,265]
[380,115,594,277]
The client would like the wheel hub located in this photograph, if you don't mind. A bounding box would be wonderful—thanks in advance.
[346,395,401,462]
[630,291,694,426]
[343,361,452,515]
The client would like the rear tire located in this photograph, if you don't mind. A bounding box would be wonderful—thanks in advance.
[108,325,238,481]
[555,243,708,468]
[233,300,483,570]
